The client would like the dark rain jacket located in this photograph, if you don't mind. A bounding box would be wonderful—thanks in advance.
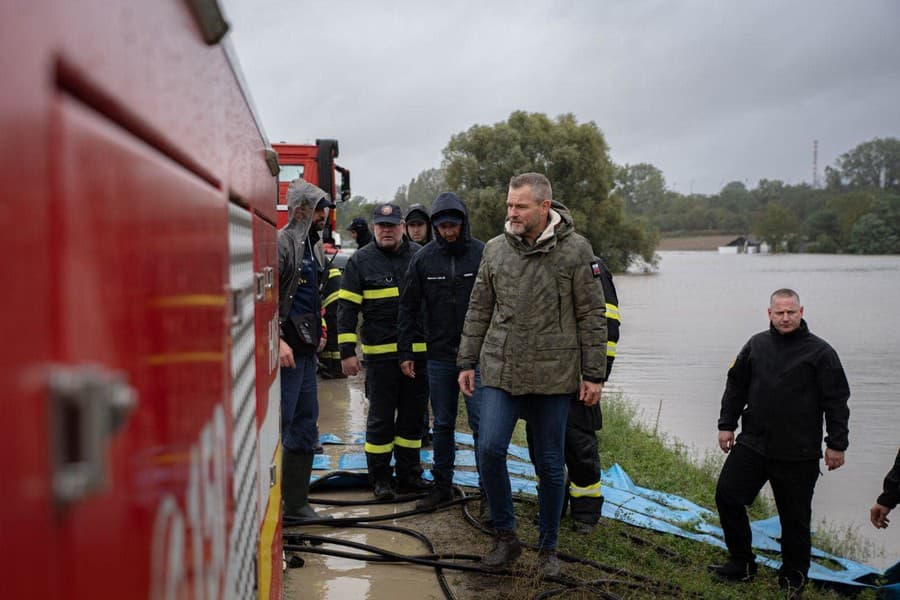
[398,193,485,363]
[571,256,620,431]
[457,201,607,395]
[718,320,850,460]
[337,239,426,362]
[877,449,900,509]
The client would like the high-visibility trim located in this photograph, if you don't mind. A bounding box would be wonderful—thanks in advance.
[328,268,342,279]
[606,341,617,358]
[365,441,394,454]
[319,351,342,359]
[605,303,620,321]
[338,333,358,344]
[363,287,399,300]
[394,436,421,449]
[362,342,398,354]
[258,446,282,600]
[322,290,340,307]
[338,289,363,304]
[412,342,428,353]
[569,480,602,498]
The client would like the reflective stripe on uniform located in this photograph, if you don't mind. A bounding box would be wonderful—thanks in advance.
[362,342,397,354]
[338,289,363,304]
[412,342,427,353]
[328,268,342,279]
[319,351,341,359]
[363,287,399,300]
[322,290,340,308]
[365,441,394,454]
[606,340,617,358]
[338,333,358,344]
[394,436,421,449]
[569,480,602,498]
[605,303,620,321]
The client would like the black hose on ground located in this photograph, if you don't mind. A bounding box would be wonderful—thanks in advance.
[290,471,690,599]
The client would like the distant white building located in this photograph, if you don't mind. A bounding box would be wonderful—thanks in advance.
[718,236,766,254]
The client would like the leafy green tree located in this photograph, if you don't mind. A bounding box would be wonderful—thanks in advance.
[826,137,900,191]
[849,213,899,254]
[392,168,448,211]
[752,203,799,252]
[614,163,666,215]
[442,111,656,271]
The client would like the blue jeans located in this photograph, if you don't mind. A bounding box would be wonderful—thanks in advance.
[280,353,319,453]
[478,387,570,550]
[427,361,482,485]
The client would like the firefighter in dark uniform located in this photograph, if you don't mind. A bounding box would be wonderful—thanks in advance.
[318,260,345,379]
[338,203,430,500]
[525,256,619,534]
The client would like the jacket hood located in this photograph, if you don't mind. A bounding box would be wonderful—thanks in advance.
[504,200,574,253]
[431,192,472,252]
[406,204,431,224]
[280,179,327,257]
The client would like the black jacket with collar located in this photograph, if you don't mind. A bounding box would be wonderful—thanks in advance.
[718,319,850,460]
[398,194,485,363]
[337,239,425,362]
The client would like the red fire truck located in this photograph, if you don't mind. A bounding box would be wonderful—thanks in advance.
[2,1,282,598]
[273,140,351,245]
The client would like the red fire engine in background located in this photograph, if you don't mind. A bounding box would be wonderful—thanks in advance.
[2,1,283,598]
[273,140,351,246]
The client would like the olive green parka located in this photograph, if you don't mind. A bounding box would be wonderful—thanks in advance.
[457,202,607,395]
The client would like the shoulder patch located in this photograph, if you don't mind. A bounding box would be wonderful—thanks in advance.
[590,261,602,278]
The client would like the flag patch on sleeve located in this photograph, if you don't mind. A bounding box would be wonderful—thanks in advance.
[590,261,602,278]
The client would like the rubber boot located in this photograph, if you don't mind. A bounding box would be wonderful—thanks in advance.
[416,480,453,509]
[283,450,330,521]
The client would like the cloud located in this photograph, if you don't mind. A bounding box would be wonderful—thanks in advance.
[221,0,900,199]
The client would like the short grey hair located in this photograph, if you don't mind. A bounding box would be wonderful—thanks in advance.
[770,288,800,305]
[509,172,552,203]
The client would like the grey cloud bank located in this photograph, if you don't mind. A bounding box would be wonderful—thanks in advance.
[220,0,900,200]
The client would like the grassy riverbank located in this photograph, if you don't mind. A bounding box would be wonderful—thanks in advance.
[495,394,881,599]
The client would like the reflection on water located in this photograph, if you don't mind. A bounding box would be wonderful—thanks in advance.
[608,252,900,567]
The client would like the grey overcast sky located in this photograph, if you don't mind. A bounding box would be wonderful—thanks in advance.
[219,0,900,202]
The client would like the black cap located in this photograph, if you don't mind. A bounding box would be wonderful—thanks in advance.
[316,196,335,210]
[432,210,464,226]
[372,203,403,225]
[347,217,368,232]
[406,204,430,224]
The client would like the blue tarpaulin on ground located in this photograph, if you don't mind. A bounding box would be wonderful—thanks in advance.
[312,431,895,591]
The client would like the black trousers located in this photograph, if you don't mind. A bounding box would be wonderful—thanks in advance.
[526,398,604,525]
[364,360,428,484]
[715,443,820,578]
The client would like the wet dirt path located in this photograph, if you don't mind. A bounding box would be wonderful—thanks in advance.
[283,374,449,600]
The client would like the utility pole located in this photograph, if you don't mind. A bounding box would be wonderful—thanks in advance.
[812,140,819,188]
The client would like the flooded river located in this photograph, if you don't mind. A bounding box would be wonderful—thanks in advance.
[606,251,900,568]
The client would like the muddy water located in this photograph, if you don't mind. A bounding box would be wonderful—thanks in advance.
[609,251,900,567]
[284,376,447,599]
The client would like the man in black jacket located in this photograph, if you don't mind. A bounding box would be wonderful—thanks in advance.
[398,192,485,509]
[338,203,430,500]
[870,448,900,529]
[710,289,850,596]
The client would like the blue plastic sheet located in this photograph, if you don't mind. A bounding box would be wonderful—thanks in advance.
[316,432,895,589]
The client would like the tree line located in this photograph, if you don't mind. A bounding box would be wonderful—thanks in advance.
[618,137,900,254]
[336,112,899,268]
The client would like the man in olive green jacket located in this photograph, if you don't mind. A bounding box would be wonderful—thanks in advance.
[457,172,607,577]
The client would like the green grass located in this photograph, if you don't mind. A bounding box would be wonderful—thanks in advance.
[457,393,881,599]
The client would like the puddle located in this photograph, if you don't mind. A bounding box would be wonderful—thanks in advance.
[284,375,446,599]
